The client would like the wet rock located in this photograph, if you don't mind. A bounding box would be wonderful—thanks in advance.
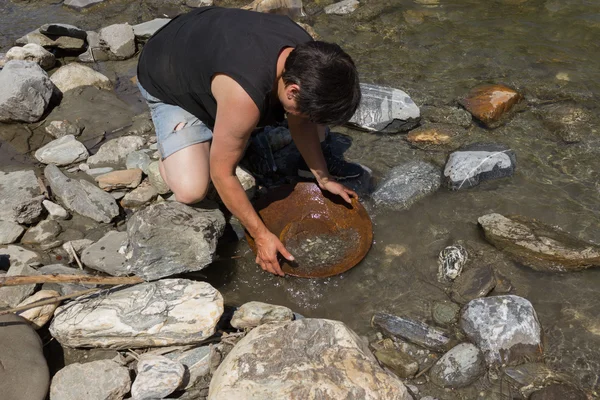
[324,0,360,15]
[44,164,119,223]
[87,135,145,168]
[461,295,542,366]
[85,167,114,177]
[372,312,454,352]
[45,120,83,139]
[39,263,94,295]
[77,31,110,62]
[50,359,130,400]
[373,347,419,378]
[478,213,600,272]
[0,247,40,307]
[34,135,89,166]
[50,279,224,348]
[349,83,420,133]
[0,60,54,123]
[437,244,468,282]
[132,355,185,400]
[0,170,41,223]
[0,221,25,244]
[432,301,460,326]
[13,195,45,225]
[430,343,485,388]
[95,168,142,191]
[16,289,60,329]
[164,346,211,391]
[99,23,136,60]
[126,150,152,174]
[536,102,591,144]
[405,123,463,151]
[147,160,170,194]
[421,105,472,128]
[6,43,55,70]
[529,384,587,400]
[503,363,569,396]
[0,314,49,400]
[43,200,69,220]
[230,301,294,329]
[127,202,225,280]
[209,318,412,400]
[21,219,63,249]
[450,265,496,304]
[39,23,87,39]
[81,231,128,276]
[120,181,158,209]
[133,18,171,40]
[50,63,113,93]
[444,142,516,190]
[372,160,441,210]
[459,84,522,127]
[64,0,107,10]
[15,29,85,51]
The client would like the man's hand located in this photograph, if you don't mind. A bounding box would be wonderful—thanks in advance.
[319,179,358,204]
[254,231,294,276]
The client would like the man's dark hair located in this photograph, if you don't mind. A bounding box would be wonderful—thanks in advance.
[283,41,361,126]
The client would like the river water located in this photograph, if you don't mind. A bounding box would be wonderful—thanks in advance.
[2,0,600,398]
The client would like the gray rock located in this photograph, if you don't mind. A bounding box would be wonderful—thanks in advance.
[34,135,89,166]
[99,23,136,60]
[87,136,145,168]
[63,0,106,9]
[0,246,40,307]
[50,63,113,93]
[44,164,119,223]
[147,161,170,194]
[15,29,85,51]
[43,200,69,220]
[324,0,359,15]
[373,348,419,378]
[0,60,54,123]
[430,343,485,388]
[372,312,454,352]
[450,265,497,304]
[50,360,130,400]
[126,150,152,174]
[461,295,542,366]
[6,43,55,70]
[45,120,83,138]
[120,181,158,208]
[39,23,87,39]
[230,301,294,329]
[0,53,5,68]
[0,170,41,223]
[39,263,94,295]
[164,346,211,390]
[85,167,114,177]
[432,301,460,326]
[444,143,516,190]
[81,231,128,276]
[21,219,62,248]
[14,195,45,225]
[127,202,225,280]
[77,31,110,62]
[186,0,214,6]
[132,355,185,400]
[0,221,24,244]
[50,279,224,349]
[132,18,171,40]
[372,160,441,210]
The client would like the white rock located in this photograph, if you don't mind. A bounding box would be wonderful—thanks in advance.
[0,170,41,223]
[16,290,61,329]
[132,18,171,40]
[236,166,256,199]
[132,355,185,400]
[6,43,55,70]
[230,301,294,329]
[34,135,89,166]
[87,136,145,167]
[0,221,25,244]
[43,200,69,220]
[50,360,131,400]
[99,23,136,60]
[50,63,113,93]
[64,0,107,10]
[324,0,359,15]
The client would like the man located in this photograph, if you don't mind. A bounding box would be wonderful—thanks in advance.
[137,6,362,276]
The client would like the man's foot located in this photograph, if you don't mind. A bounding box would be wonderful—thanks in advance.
[297,141,364,180]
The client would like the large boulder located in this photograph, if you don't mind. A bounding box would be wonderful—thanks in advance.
[0,60,54,123]
[34,135,89,166]
[50,63,113,93]
[49,360,130,400]
[50,279,223,349]
[0,170,41,223]
[5,43,55,70]
[209,319,412,400]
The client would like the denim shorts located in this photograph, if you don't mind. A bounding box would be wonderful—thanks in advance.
[137,82,213,159]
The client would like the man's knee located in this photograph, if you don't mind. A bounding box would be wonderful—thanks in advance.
[173,184,209,205]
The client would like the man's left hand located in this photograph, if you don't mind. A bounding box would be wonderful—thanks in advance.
[319,179,358,204]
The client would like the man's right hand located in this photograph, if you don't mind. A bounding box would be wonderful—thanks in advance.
[254,231,294,276]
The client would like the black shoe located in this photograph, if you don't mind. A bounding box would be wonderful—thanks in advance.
[297,141,364,180]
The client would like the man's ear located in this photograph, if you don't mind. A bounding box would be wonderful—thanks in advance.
[285,84,300,100]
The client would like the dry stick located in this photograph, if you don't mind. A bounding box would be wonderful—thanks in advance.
[67,242,84,270]
[0,288,101,316]
[0,274,144,287]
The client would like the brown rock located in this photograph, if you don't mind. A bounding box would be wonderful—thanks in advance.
[460,84,522,127]
[374,348,419,378]
[406,123,463,151]
[96,168,142,191]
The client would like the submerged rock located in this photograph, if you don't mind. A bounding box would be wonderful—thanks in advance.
[34,135,89,166]
[432,301,460,326]
[99,23,136,60]
[132,355,185,400]
[536,102,591,144]
[6,43,55,70]
[373,347,419,379]
[325,0,360,15]
[16,290,60,329]
[421,105,472,128]
[230,301,294,329]
[430,343,485,388]
[437,244,468,282]
[0,170,41,223]
[450,265,496,304]
[529,384,587,400]
[81,231,128,276]
[50,360,130,400]
[405,123,463,151]
[459,84,522,127]
[50,63,113,93]
[133,18,171,40]
[503,363,570,397]
[87,135,145,168]
[372,312,454,352]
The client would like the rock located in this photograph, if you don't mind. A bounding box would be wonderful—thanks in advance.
[16,289,60,329]
[373,348,419,378]
[120,181,158,208]
[39,263,93,295]
[536,102,591,144]
[235,166,256,199]
[15,29,85,51]
[529,384,587,400]
[461,295,542,366]
[372,312,454,352]
[450,265,497,304]
[0,60,54,123]
[0,170,41,223]
[242,0,305,18]
[50,63,113,93]
[147,160,170,194]
[34,135,89,166]
[87,135,145,168]
[0,246,40,307]
[99,23,136,60]
[432,301,460,326]
[437,244,468,282]
[209,318,412,400]
[230,301,294,329]
[0,221,25,244]
[77,30,110,62]
[44,164,119,223]
[81,231,128,276]
[50,360,130,400]
[0,314,49,400]
[45,120,83,139]
[0,53,5,68]
[21,219,63,248]
[164,346,211,390]
[503,363,570,397]
[444,142,516,190]
[187,0,214,6]
[422,105,472,128]
[126,150,152,174]
[86,167,114,177]
[430,343,485,388]
[43,200,69,220]
[50,279,223,348]
[478,213,600,272]
[95,169,142,191]
[132,355,185,400]
[459,84,522,128]
[64,0,107,10]
[132,18,171,40]
[348,83,420,133]
[372,160,441,210]
[13,195,45,225]
[405,123,463,151]
[6,43,55,70]
[39,23,87,39]
[324,0,360,15]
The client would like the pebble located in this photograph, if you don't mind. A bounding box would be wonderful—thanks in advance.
[373,348,419,378]
[432,301,460,326]
[39,23,87,39]
[85,167,114,177]
[324,0,360,15]
[131,355,185,400]
[87,135,145,168]
[43,200,69,220]
[50,63,113,93]
[21,219,62,248]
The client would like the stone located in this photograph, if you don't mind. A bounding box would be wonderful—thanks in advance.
[405,123,463,151]
[50,63,113,93]
[372,312,454,352]
[15,29,85,51]
[43,200,69,220]
[132,18,171,40]
[536,102,591,144]
[0,60,54,123]
[49,360,131,400]
[0,314,49,400]
[87,135,145,168]
[86,167,114,177]
[0,221,25,244]
[478,213,600,272]
[0,170,41,223]
[437,244,468,282]
[432,301,460,326]
[0,53,5,68]
[81,231,128,276]
[64,0,107,10]
[120,181,158,208]
[14,195,45,225]
[39,23,87,39]
[127,202,225,280]
[348,83,420,133]
[44,164,119,223]
[0,250,40,307]
[422,105,472,128]
[459,84,522,128]
[99,23,136,60]
[131,355,185,400]
[372,160,441,210]
[6,43,55,70]
[21,219,62,248]
[16,289,60,329]
[230,301,294,329]
[236,166,256,199]
[430,343,485,388]
[147,160,170,194]
[34,135,89,166]
[45,120,83,138]
[126,150,152,174]
[242,0,305,18]
[95,168,142,191]
[164,346,211,390]
[450,265,497,304]
[529,384,587,400]
[50,279,223,349]
[444,142,516,190]
[503,363,569,396]
[39,263,93,296]
[373,348,419,378]
[78,31,110,62]
[324,0,360,15]
[461,295,542,366]
[209,319,412,400]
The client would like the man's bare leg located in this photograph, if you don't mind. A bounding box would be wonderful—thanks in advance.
[159,141,211,204]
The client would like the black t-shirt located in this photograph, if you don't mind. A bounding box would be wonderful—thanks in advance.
[137,7,313,130]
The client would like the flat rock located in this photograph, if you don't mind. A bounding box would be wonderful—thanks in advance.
[44,164,119,223]
[230,301,294,329]
[0,60,54,123]
[120,181,158,208]
[372,160,441,210]
[325,0,360,15]
[45,120,83,139]
[43,200,69,220]
[15,29,85,51]
[127,202,225,280]
[50,279,223,349]
[373,348,419,378]
[21,219,62,248]
[0,220,25,244]
[459,84,522,127]
[126,150,152,174]
[96,168,142,191]
[14,195,45,225]
[34,135,89,166]
[50,359,130,400]
[430,343,485,388]
[209,318,412,400]
[0,246,40,307]
[444,142,516,190]
[132,18,171,40]
[64,0,107,9]
[81,231,128,276]
[450,265,496,304]
[16,289,60,329]
[39,23,87,39]
[147,160,170,194]
[0,170,41,223]
[6,43,55,70]
[87,135,145,168]
[50,63,113,93]
[372,312,454,352]
[478,213,600,272]
[132,355,185,400]
[99,23,136,60]
[461,295,542,366]
[164,346,211,390]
